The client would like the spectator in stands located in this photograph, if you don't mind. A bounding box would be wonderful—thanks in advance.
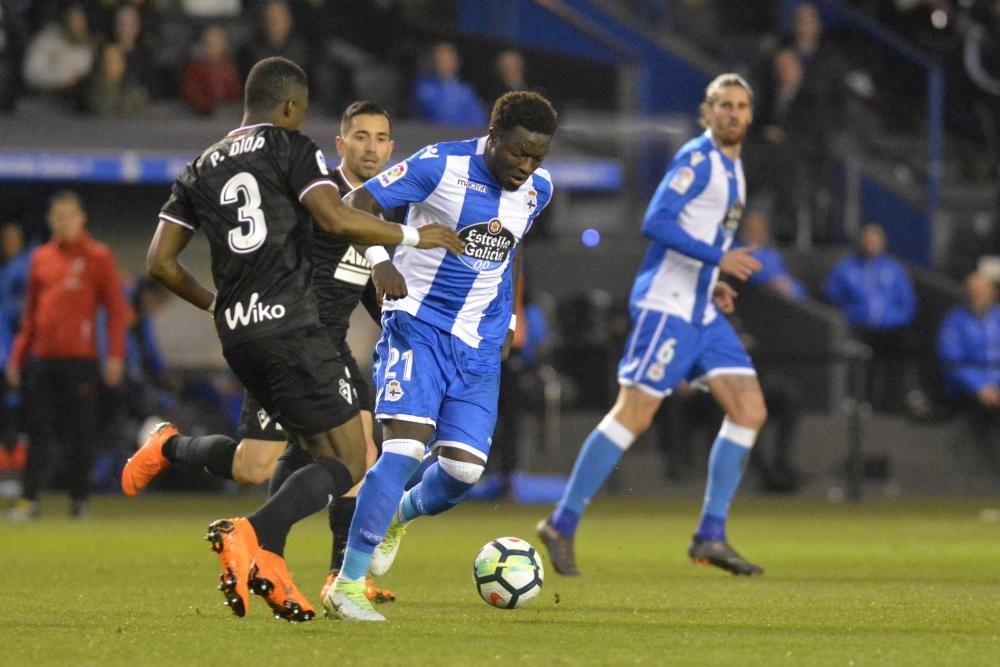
[110,3,160,99]
[180,25,241,116]
[937,271,1000,469]
[412,42,487,127]
[84,43,149,118]
[238,1,309,84]
[961,0,1000,178]
[0,0,27,113]
[487,49,532,103]
[738,209,808,300]
[22,4,95,103]
[748,47,827,243]
[823,223,917,411]
[4,191,129,521]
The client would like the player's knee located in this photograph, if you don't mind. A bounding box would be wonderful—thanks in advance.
[438,456,485,486]
[728,397,767,433]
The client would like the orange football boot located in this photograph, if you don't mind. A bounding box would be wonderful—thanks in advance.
[205,517,259,617]
[121,422,177,496]
[249,549,316,622]
[321,571,396,604]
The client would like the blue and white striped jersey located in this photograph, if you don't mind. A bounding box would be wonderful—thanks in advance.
[364,137,553,349]
[629,130,746,325]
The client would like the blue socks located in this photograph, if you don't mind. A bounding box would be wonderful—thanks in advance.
[695,419,757,542]
[400,460,478,521]
[551,416,635,537]
[339,440,423,581]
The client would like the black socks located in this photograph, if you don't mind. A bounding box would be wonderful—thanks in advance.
[329,496,356,571]
[162,435,238,480]
[248,458,354,556]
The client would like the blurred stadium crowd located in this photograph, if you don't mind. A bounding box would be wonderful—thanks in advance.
[1,0,999,511]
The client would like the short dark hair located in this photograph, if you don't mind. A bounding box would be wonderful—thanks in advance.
[244,57,307,115]
[48,189,83,210]
[490,91,558,136]
[340,100,392,135]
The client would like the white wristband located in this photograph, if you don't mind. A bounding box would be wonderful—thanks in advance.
[364,246,391,266]
[207,294,216,315]
[399,225,420,247]
[509,314,517,331]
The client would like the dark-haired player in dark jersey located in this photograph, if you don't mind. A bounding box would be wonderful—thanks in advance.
[135,57,462,622]
[124,100,400,604]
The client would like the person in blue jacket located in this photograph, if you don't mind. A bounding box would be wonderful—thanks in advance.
[823,223,917,411]
[738,210,807,300]
[411,42,488,127]
[937,272,1000,460]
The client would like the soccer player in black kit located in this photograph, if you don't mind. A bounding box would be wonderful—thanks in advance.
[124,100,401,604]
[137,57,463,622]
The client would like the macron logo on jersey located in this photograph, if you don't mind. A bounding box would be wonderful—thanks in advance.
[223,292,287,330]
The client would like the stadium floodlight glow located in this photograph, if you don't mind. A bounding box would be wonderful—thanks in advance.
[581,228,601,248]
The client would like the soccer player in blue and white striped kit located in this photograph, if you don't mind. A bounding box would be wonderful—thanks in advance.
[326,92,557,620]
[539,73,768,577]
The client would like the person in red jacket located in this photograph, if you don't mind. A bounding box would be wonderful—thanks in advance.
[5,190,129,520]
[180,25,242,116]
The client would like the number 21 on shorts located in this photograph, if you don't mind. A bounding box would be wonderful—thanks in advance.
[646,338,676,382]
[382,346,413,403]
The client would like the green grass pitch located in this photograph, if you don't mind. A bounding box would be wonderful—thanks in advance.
[2,495,999,666]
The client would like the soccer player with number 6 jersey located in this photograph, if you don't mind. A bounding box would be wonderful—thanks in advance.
[538,74,769,578]
[325,91,558,621]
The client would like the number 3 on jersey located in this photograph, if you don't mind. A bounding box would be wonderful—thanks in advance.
[221,172,267,253]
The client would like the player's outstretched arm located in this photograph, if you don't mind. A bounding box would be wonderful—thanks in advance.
[147,220,216,312]
[303,185,464,254]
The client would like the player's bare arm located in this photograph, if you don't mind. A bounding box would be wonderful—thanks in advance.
[147,220,216,311]
[339,187,409,301]
[303,185,464,254]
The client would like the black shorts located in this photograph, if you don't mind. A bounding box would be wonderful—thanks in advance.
[225,326,359,440]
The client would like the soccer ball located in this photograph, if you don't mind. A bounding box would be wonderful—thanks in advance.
[473,537,544,609]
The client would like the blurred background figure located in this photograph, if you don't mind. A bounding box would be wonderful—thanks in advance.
[85,43,149,118]
[21,4,94,106]
[180,24,241,116]
[109,2,160,99]
[486,278,550,500]
[238,1,308,84]
[937,271,1000,470]
[488,49,531,102]
[0,0,27,113]
[961,0,1000,179]
[411,41,487,126]
[0,221,30,464]
[738,210,808,300]
[4,191,129,521]
[747,48,826,244]
[823,223,917,412]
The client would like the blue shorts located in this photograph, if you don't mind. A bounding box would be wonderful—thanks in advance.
[617,309,755,397]
[373,311,501,462]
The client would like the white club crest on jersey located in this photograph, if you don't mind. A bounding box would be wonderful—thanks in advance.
[338,378,353,404]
